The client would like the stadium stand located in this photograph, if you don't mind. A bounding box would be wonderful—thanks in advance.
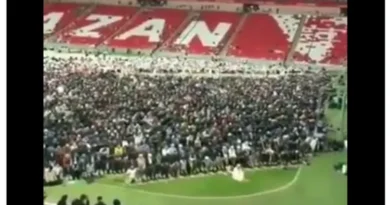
[44,0,347,203]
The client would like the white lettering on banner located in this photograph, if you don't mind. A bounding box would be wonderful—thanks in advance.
[174,21,231,47]
[44,12,64,34]
[70,14,123,38]
[115,19,165,42]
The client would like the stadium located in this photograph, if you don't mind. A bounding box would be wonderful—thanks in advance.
[43,0,348,205]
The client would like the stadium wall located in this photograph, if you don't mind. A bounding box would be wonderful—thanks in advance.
[46,0,343,15]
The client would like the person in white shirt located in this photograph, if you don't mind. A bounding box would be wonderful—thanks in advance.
[125,166,137,184]
[309,137,318,152]
[264,146,275,165]
[189,154,197,174]
[228,146,237,165]
[341,163,347,175]
[242,141,251,152]
[147,153,153,165]
[168,144,177,155]
[53,164,63,180]
[134,134,143,147]
[161,146,169,157]
[230,164,247,182]
[44,167,56,184]
[344,139,347,150]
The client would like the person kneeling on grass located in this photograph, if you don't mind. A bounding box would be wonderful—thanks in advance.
[229,164,247,182]
[334,162,347,176]
[125,165,137,184]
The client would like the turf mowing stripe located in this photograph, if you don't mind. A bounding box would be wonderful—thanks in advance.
[96,167,302,200]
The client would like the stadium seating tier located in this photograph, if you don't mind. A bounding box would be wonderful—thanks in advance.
[44,4,347,66]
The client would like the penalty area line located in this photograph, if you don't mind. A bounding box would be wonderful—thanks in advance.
[97,166,302,200]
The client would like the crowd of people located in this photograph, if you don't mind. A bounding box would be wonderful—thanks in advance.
[44,51,338,188]
[44,50,308,76]
[52,194,121,205]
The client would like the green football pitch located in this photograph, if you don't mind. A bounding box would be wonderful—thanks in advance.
[45,152,347,205]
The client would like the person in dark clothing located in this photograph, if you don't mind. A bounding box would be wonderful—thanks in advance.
[113,199,121,205]
[71,199,83,205]
[95,196,106,205]
[44,55,332,183]
[57,195,68,205]
[80,194,90,205]
[161,162,170,179]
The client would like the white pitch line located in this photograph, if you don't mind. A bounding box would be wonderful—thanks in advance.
[126,165,299,187]
[44,166,302,203]
[99,167,302,200]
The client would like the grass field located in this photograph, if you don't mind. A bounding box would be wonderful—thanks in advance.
[325,108,347,141]
[45,152,347,205]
